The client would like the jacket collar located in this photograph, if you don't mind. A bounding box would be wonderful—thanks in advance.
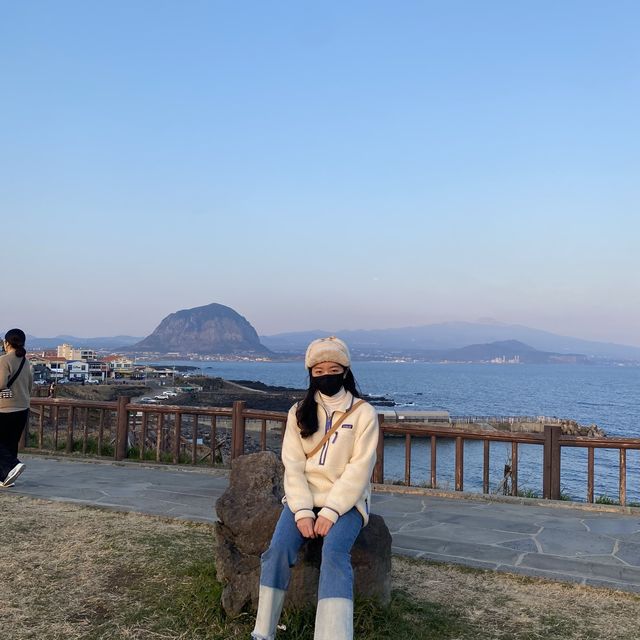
[315,389,354,416]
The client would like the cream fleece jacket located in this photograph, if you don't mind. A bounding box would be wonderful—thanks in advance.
[0,352,33,413]
[282,391,379,526]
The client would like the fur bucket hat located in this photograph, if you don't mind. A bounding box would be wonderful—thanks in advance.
[305,336,351,369]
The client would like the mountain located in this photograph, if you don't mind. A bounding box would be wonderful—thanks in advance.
[428,340,588,364]
[130,303,271,355]
[25,335,143,350]
[261,321,640,361]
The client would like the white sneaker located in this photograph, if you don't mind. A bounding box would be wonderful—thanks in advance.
[2,462,25,486]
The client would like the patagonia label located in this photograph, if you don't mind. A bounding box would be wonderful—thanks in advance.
[341,424,353,429]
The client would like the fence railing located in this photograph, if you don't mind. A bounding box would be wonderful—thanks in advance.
[24,398,640,506]
[26,398,286,466]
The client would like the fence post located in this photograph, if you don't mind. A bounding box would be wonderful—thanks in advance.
[543,424,561,500]
[372,414,384,483]
[115,396,129,461]
[66,406,75,453]
[231,401,246,460]
[430,435,437,490]
[620,449,627,506]
[455,436,464,491]
[173,412,182,464]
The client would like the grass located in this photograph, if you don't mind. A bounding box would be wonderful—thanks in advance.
[27,434,117,458]
[516,488,541,499]
[517,488,574,501]
[26,435,224,466]
[2,495,640,639]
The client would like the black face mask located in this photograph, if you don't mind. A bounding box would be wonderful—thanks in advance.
[312,372,345,397]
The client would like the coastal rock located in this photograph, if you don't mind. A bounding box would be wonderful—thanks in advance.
[213,451,392,616]
[131,303,271,355]
[559,419,606,438]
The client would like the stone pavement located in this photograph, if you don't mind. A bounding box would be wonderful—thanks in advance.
[5,455,640,594]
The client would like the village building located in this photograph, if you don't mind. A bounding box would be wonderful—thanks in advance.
[102,355,136,377]
[87,360,110,381]
[40,356,68,380]
[66,360,90,381]
[57,343,96,361]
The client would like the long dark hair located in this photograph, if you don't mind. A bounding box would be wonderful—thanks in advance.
[295,368,361,438]
[4,328,26,358]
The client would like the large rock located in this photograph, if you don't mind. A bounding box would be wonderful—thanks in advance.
[132,302,272,355]
[214,451,392,615]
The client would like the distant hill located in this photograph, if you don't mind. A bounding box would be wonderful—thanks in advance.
[130,303,271,355]
[261,321,640,361]
[23,318,639,362]
[425,340,588,364]
[25,335,142,350]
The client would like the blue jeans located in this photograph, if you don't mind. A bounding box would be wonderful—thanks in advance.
[260,505,363,600]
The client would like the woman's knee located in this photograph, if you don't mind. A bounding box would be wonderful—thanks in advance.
[261,540,299,568]
[321,510,362,555]
[263,520,304,567]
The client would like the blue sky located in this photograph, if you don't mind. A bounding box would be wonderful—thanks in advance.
[2,1,639,344]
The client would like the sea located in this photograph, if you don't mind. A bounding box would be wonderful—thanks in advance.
[150,361,640,504]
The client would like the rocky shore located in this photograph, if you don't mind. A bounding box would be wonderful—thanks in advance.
[168,377,395,412]
[175,378,305,412]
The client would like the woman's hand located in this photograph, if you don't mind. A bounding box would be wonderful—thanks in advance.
[296,517,316,538]
[314,515,334,537]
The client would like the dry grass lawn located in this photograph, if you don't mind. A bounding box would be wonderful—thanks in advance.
[393,558,640,639]
[1,493,639,639]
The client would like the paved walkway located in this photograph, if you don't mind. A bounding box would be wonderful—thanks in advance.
[5,455,640,594]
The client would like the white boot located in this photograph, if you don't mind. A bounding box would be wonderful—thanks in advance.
[313,597,353,640]
[251,585,287,640]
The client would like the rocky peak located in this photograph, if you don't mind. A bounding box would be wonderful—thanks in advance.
[133,303,270,355]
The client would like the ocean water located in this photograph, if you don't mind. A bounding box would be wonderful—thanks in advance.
[152,361,640,503]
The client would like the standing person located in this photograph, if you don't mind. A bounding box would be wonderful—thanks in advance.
[0,329,33,487]
[252,337,379,640]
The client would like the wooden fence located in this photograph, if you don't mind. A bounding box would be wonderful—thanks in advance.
[26,398,286,466]
[23,398,640,506]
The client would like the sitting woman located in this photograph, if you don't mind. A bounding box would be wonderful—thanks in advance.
[252,336,379,640]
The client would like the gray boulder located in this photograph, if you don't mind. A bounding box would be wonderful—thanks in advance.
[214,451,392,616]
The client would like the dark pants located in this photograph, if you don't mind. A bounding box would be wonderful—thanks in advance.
[0,409,29,481]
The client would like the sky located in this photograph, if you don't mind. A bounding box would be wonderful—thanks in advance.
[1,1,639,345]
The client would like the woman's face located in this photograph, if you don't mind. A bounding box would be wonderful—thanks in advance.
[311,362,345,377]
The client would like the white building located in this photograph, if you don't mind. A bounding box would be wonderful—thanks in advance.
[57,344,97,361]
[67,360,90,381]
